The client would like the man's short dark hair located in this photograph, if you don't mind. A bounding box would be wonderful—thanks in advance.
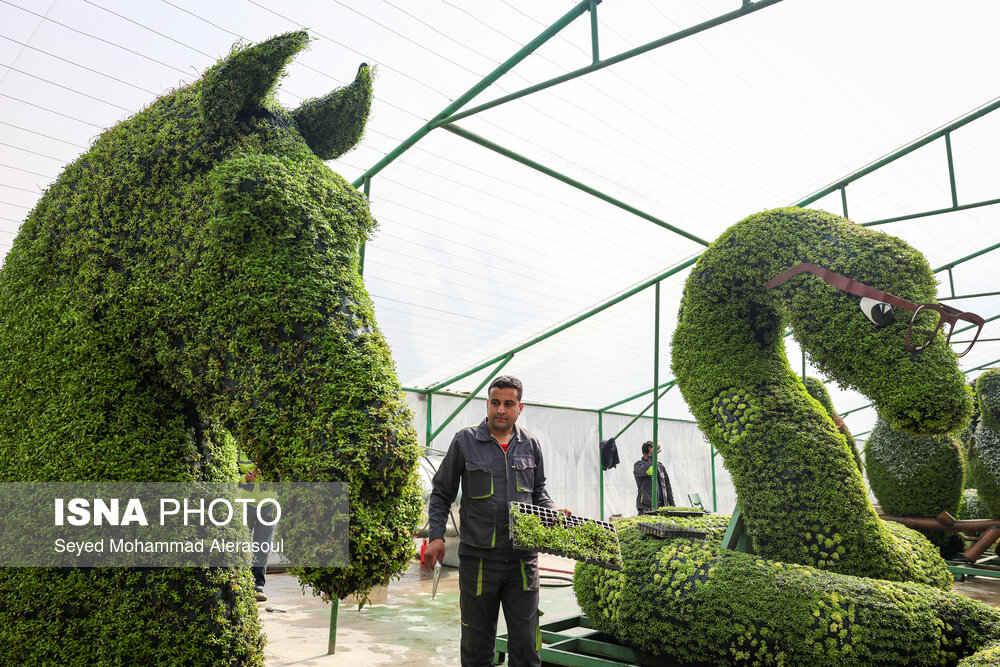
[488,375,523,401]
[642,440,654,455]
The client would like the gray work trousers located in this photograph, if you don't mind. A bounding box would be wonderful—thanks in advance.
[459,554,540,667]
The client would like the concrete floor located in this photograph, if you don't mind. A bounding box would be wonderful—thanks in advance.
[259,558,1000,666]
[259,553,580,666]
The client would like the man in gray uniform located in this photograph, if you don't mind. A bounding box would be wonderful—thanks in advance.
[634,440,675,513]
[425,375,570,667]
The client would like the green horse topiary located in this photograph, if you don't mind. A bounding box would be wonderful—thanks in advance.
[0,32,421,665]
[967,369,1000,519]
[575,208,1000,664]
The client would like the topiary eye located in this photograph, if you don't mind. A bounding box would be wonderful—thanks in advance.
[860,297,895,328]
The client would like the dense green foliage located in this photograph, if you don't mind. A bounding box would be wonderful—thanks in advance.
[865,417,964,518]
[571,208,1000,663]
[968,370,1000,519]
[0,32,420,664]
[803,376,863,474]
[576,517,1000,665]
[509,504,622,568]
[671,208,964,585]
[958,489,988,520]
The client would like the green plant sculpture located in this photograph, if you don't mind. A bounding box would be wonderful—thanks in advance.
[0,32,421,665]
[803,376,862,474]
[865,416,965,519]
[575,208,1000,664]
[968,369,1000,518]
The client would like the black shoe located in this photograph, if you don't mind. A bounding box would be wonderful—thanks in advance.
[255,585,267,602]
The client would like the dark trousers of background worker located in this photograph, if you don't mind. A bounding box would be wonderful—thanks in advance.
[459,555,540,667]
[247,503,276,588]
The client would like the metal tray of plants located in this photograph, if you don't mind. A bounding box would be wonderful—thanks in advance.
[509,501,622,570]
[660,509,707,517]
[637,521,708,540]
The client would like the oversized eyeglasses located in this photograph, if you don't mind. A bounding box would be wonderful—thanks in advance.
[765,263,985,358]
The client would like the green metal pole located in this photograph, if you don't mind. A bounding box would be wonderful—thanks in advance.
[711,444,717,512]
[328,598,339,653]
[934,241,1000,274]
[589,0,600,63]
[840,186,849,219]
[351,0,593,189]
[441,123,710,246]
[598,410,604,520]
[945,132,959,207]
[425,391,433,452]
[651,281,661,509]
[428,355,513,443]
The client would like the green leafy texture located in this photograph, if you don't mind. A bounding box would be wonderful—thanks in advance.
[509,504,622,568]
[671,208,968,587]
[575,517,1000,666]
[803,376,863,474]
[292,63,373,159]
[0,31,420,664]
[967,370,1000,518]
[959,489,988,520]
[865,416,965,518]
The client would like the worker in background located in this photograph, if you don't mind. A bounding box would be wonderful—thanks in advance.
[634,440,675,513]
[238,453,275,602]
[424,375,571,667]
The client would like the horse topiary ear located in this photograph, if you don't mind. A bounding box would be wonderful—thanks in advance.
[201,31,310,132]
[291,63,373,160]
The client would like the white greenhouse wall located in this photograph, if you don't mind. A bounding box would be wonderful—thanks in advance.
[404,391,737,521]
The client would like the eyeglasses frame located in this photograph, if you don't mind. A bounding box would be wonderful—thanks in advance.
[765,262,985,357]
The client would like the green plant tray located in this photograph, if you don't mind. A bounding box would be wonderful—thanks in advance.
[509,502,622,570]
[637,521,707,540]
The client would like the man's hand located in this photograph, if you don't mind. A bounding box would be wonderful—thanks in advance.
[424,538,445,566]
[557,508,572,518]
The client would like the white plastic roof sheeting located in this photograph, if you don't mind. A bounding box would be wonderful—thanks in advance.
[3,0,1000,441]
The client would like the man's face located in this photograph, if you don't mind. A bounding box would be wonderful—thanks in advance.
[487,387,523,432]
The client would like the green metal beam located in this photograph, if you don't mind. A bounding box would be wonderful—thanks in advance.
[441,123,710,246]
[424,254,700,391]
[350,0,594,189]
[862,197,1000,228]
[601,379,677,413]
[797,97,1000,208]
[613,383,676,442]
[431,0,785,128]
[427,355,513,444]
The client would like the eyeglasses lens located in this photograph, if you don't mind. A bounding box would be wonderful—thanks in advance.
[907,308,941,351]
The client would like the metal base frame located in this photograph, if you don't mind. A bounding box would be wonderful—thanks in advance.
[494,614,680,666]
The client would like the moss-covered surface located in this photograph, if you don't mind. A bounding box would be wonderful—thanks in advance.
[0,32,420,664]
[865,416,964,518]
[576,517,1000,665]
[803,376,863,474]
[577,207,1000,663]
[959,489,988,520]
[968,370,1000,519]
[509,504,622,568]
[670,208,966,585]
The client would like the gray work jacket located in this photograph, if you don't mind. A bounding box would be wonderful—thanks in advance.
[428,419,555,560]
